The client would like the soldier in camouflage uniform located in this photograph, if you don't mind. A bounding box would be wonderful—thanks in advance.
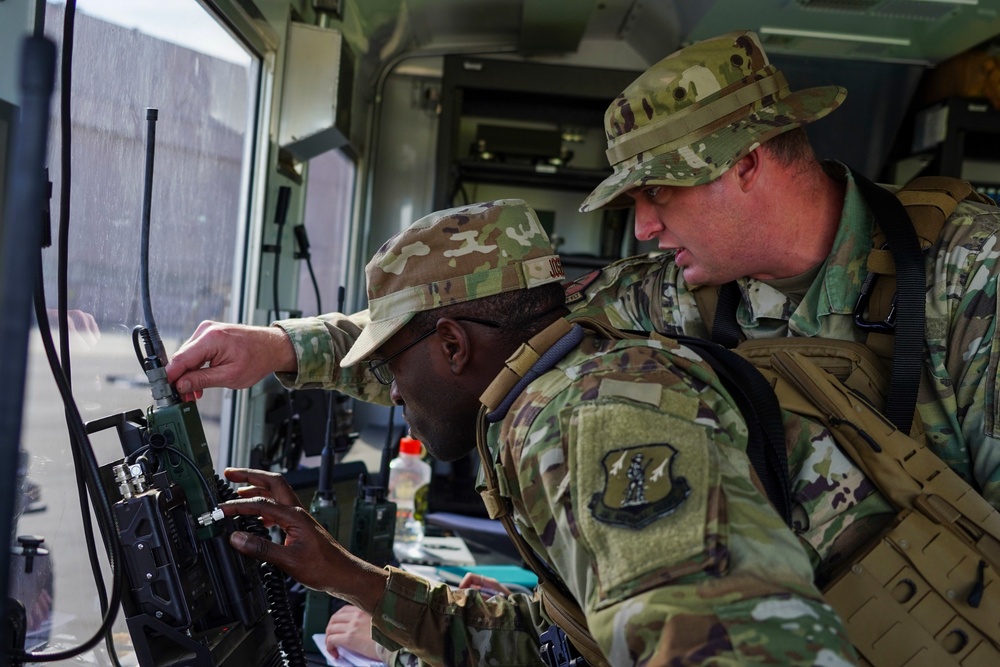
[573,29,1000,510]
[219,198,861,666]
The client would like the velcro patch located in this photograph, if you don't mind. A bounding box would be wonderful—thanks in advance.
[597,378,663,407]
[571,401,717,605]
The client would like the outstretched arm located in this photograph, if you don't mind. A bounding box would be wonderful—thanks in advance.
[165,312,391,404]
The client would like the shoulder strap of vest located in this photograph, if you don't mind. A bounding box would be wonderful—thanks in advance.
[849,169,924,436]
[768,348,1000,592]
[752,344,1000,662]
[474,404,612,667]
[669,334,793,527]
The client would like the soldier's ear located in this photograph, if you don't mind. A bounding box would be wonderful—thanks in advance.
[434,318,471,375]
[733,148,763,192]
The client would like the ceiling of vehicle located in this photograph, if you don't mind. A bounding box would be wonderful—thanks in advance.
[330,0,999,179]
[344,0,1000,67]
[683,0,1000,66]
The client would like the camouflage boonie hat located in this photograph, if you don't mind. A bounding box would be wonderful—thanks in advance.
[340,199,565,367]
[580,30,847,212]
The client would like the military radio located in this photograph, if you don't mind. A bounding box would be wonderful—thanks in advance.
[86,108,304,666]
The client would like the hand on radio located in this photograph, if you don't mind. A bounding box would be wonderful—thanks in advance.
[166,321,297,400]
[220,467,389,613]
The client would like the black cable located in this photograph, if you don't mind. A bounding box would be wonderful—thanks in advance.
[270,186,292,322]
[304,259,322,315]
[266,187,299,471]
[131,325,147,368]
[271,238,282,324]
[35,253,119,627]
[32,0,46,37]
[57,0,75,382]
[128,443,221,510]
[18,261,125,664]
[51,3,123,663]
[293,223,322,315]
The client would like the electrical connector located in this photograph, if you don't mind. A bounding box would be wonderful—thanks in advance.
[197,507,225,526]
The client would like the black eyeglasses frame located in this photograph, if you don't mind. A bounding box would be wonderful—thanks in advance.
[367,316,500,385]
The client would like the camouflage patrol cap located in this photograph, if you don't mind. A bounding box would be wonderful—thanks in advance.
[340,199,565,367]
[580,30,847,212]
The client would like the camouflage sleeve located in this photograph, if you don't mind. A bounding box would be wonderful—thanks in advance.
[922,200,1000,509]
[370,567,550,666]
[564,253,709,338]
[782,407,894,581]
[272,310,392,405]
[495,339,857,665]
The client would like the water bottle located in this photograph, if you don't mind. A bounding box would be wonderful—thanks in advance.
[387,434,432,546]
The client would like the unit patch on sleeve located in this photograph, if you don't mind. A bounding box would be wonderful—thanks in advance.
[570,401,717,603]
[563,269,601,305]
[589,444,691,529]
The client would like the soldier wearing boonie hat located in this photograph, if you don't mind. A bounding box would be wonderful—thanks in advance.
[580,29,846,212]
[340,198,565,368]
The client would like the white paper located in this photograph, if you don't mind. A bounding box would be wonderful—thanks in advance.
[312,633,385,667]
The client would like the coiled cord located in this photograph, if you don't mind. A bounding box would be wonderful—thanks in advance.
[214,476,306,667]
[262,562,306,666]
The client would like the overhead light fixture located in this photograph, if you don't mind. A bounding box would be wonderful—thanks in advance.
[759,26,911,46]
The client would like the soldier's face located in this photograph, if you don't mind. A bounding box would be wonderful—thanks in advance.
[627,174,749,286]
[381,328,480,463]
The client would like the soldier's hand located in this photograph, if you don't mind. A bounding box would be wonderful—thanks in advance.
[325,606,380,661]
[223,494,343,592]
[165,321,297,400]
[224,467,303,508]
[459,572,511,597]
[221,468,389,612]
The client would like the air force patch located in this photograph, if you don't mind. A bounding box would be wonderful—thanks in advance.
[589,443,691,529]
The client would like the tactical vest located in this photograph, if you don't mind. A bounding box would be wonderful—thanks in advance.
[697,174,995,438]
[475,177,1000,666]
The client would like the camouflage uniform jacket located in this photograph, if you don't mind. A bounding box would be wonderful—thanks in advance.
[567,162,1000,509]
[367,322,859,665]
[275,309,885,665]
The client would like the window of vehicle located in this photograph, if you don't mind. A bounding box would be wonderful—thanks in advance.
[15,2,259,662]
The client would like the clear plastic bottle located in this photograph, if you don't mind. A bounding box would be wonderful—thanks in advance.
[387,434,432,546]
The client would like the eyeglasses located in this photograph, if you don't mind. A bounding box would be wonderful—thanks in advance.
[367,316,501,385]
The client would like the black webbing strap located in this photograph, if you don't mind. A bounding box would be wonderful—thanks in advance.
[711,280,743,348]
[676,335,793,527]
[851,170,925,436]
